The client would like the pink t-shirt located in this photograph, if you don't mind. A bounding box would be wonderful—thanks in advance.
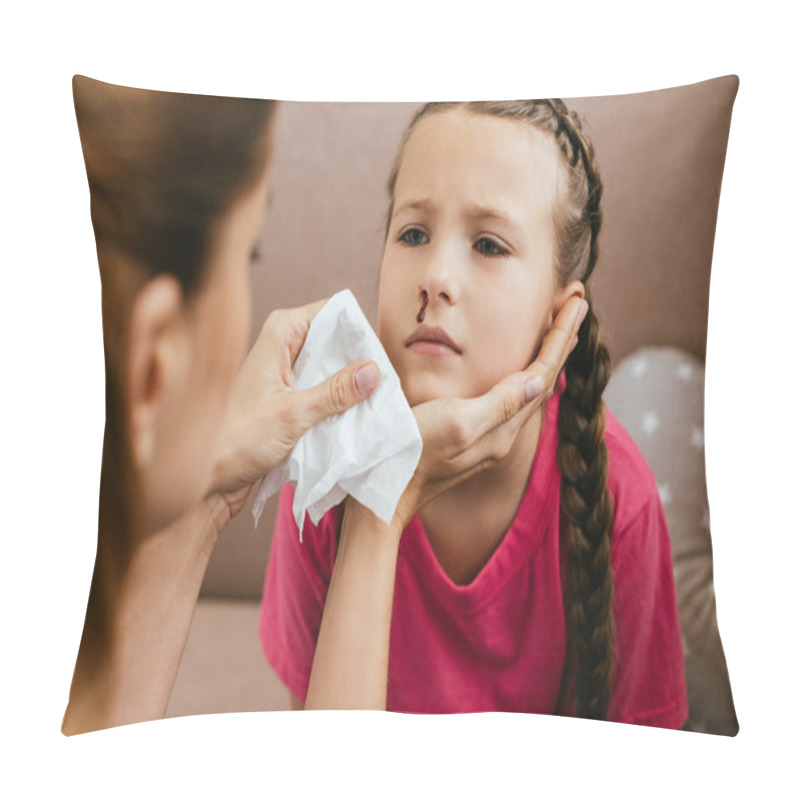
[259,380,688,729]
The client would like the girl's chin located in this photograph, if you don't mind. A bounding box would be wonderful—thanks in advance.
[397,362,527,407]
[400,375,481,407]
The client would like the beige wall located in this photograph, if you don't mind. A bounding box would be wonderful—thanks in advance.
[202,76,737,599]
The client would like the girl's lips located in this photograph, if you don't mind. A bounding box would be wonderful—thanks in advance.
[405,324,462,355]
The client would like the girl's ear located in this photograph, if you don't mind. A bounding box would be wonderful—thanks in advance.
[549,280,586,326]
[126,274,186,471]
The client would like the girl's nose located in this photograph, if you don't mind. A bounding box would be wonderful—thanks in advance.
[417,259,459,308]
[416,273,457,323]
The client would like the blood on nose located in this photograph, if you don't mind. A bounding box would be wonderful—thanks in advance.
[416,290,429,323]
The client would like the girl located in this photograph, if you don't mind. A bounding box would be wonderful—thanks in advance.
[259,99,688,727]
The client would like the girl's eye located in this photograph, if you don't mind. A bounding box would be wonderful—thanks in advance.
[474,237,510,258]
[398,227,429,247]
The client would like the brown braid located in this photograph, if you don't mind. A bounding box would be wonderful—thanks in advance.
[559,292,614,720]
[385,99,615,719]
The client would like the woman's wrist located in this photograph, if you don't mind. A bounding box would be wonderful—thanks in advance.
[341,497,405,551]
[200,489,234,542]
[390,471,425,538]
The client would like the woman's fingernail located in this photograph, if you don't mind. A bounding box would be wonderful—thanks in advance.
[570,335,579,352]
[524,376,544,403]
[355,364,380,395]
[578,301,589,326]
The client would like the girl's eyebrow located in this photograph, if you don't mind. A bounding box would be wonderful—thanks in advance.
[393,199,523,235]
[464,203,524,237]
[394,198,433,215]
[464,203,513,223]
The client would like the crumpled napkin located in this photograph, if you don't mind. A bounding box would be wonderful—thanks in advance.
[252,290,422,538]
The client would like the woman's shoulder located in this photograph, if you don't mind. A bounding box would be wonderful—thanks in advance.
[602,406,661,531]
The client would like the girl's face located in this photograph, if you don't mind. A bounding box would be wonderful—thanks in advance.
[378,110,567,406]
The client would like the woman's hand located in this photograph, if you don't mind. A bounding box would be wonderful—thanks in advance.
[209,299,380,519]
[392,296,588,536]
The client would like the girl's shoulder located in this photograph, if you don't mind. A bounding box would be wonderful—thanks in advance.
[601,406,661,530]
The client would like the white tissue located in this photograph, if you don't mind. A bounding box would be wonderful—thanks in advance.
[252,290,422,538]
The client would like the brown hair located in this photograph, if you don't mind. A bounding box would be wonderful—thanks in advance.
[385,100,615,720]
[72,76,275,669]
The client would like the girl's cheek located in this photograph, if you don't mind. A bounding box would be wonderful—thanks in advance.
[376,292,391,342]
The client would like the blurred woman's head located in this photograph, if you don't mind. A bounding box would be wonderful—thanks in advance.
[73,76,276,538]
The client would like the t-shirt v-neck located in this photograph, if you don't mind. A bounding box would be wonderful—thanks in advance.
[401,389,561,615]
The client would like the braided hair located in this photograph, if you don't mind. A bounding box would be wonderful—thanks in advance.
[385,99,614,720]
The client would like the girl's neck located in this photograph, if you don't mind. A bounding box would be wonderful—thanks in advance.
[417,403,545,585]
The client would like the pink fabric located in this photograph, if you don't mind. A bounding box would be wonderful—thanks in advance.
[259,379,688,728]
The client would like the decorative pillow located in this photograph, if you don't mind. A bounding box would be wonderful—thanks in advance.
[605,347,738,735]
[72,75,739,734]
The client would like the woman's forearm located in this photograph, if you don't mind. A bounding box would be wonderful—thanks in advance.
[304,502,402,710]
[62,493,229,735]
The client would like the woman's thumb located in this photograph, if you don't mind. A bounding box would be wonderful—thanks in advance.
[300,361,380,427]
